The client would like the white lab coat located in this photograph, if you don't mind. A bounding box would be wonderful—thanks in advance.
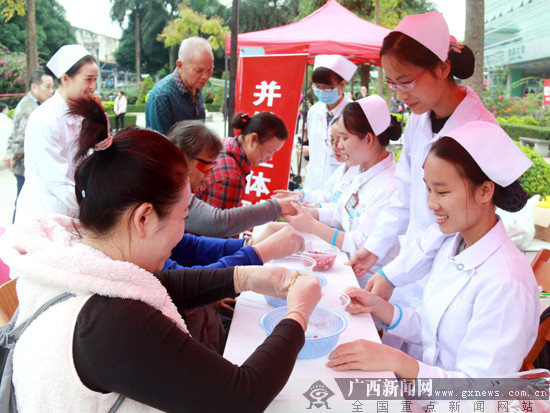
[319,152,399,286]
[15,92,82,223]
[363,86,497,271]
[303,94,353,192]
[304,163,358,206]
[389,220,539,378]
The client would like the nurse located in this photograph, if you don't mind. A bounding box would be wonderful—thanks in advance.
[16,45,98,223]
[274,118,358,209]
[348,12,498,301]
[283,96,401,287]
[327,121,538,378]
[303,55,357,192]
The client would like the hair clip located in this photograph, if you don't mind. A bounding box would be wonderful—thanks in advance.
[449,36,463,54]
[81,189,86,198]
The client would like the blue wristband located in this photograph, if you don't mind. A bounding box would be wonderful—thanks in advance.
[318,203,322,208]
[384,304,402,330]
[377,268,396,288]
[331,229,339,246]
[298,190,305,202]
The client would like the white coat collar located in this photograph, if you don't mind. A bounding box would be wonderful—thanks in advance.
[51,91,83,126]
[447,218,506,272]
[352,151,395,189]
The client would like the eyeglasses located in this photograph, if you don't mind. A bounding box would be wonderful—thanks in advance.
[189,153,217,174]
[385,69,428,92]
[324,138,338,148]
[312,84,337,93]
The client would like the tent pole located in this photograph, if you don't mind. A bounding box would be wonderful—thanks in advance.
[228,0,240,137]
[295,62,309,189]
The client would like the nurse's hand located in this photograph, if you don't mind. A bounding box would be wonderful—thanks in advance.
[327,339,420,377]
[253,225,305,262]
[272,189,302,200]
[274,197,301,216]
[281,201,318,233]
[345,286,384,315]
[346,247,378,277]
[366,272,394,301]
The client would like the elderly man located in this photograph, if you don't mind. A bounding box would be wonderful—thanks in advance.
[146,36,214,134]
[3,70,54,221]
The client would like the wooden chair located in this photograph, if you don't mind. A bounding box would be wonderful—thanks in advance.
[0,278,18,327]
[521,248,550,371]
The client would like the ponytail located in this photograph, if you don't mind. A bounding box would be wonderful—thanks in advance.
[67,97,110,161]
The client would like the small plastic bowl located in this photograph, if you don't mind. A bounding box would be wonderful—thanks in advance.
[300,240,339,271]
[317,289,351,313]
[259,306,347,359]
[264,254,316,272]
[264,273,327,307]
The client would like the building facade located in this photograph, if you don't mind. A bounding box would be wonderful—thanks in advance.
[484,0,550,97]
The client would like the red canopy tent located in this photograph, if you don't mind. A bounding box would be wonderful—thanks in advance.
[224,0,390,65]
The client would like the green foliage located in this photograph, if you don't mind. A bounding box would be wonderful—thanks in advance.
[107,113,137,128]
[484,91,548,120]
[517,143,550,198]
[7,107,14,118]
[0,0,25,22]
[297,0,436,29]
[238,0,299,33]
[213,85,224,106]
[103,101,115,115]
[137,75,154,104]
[0,0,76,62]
[0,43,25,103]
[127,104,146,112]
[498,123,550,142]
[157,1,229,51]
[114,9,171,75]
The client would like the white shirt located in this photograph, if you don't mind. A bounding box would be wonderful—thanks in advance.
[319,152,399,286]
[363,86,498,283]
[0,112,13,159]
[389,220,539,378]
[303,93,353,192]
[16,91,82,222]
[114,95,127,115]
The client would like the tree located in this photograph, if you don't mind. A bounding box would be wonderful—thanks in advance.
[0,0,75,77]
[1,0,37,80]
[463,0,484,100]
[235,0,299,33]
[157,1,229,52]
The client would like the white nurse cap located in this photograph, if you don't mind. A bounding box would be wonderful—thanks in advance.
[47,44,92,79]
[357,95,390,136]
[444,121,532,187]
[313,55,357,82]
[392,11,450,62]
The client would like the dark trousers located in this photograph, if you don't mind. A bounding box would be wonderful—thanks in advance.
[12,173,25,223]
[115,113,125,130]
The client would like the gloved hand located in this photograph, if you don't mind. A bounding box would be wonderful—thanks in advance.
[250,222,288,245]
[233,265,294,297]
[252,225,305,262]
[285,273,322,331]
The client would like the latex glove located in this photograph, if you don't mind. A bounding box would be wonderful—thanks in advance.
[285,272,322,330]
[233,265,294,298]
[250,222,288,245]
[346,247,378,277]
[252,225,305,262]
[272,189,302,200]
[365,271,394,301]
[281,201,319,233]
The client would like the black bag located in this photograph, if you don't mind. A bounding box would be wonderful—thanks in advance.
[0,292,125,412]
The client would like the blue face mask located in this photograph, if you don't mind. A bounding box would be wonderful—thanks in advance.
[313,87,340,105]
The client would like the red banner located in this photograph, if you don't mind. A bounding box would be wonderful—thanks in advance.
[544,79,550,106]
[234,54,308,210]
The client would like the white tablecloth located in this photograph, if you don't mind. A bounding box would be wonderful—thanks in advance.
[223,238,395,412]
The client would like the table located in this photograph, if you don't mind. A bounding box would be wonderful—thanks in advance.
[223,237,395,412]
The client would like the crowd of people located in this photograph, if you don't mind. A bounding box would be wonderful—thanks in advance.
[0,10,541,412]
